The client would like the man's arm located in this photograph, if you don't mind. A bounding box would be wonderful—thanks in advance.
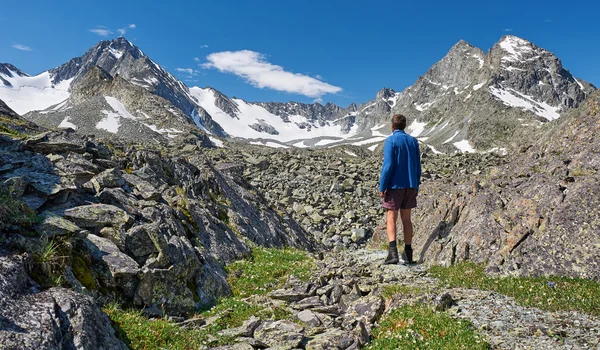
[416,140,422,185]
[379,138,394,193]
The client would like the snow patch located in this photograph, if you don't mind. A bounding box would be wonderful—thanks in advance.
[96,110,121,134]
[352,137,386,146]
[407,121,426,137]
[489,86,560,121]
[344,150,357,157]
[0,71,72,114]
[443,131,460,144]
[499,36,533,62]
[575,78,585,90]
[453,139,475,153]
[209,136,224,147]
[104,96,136,120]
[370,124,389,137]
[58,116,76,129]
[108,47,124,60]
[488,147,508,155]
[427,144,444,154]
[315,139,339,146]
[368,144,378,152]
[473,83,485,91]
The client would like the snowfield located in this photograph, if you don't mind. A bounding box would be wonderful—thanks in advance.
[0,70,72,115]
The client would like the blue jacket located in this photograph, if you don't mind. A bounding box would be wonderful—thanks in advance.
[379,130,422,192]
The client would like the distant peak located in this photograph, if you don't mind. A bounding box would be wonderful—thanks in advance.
[453,39,473,48]
[498,35,533,46]
[0,63,28,78]
[377,87,396,99]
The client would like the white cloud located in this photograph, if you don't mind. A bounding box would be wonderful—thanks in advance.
[313,98,323,104]
[12,44,33,51]
[200,44,209,49]
[176,67,200,76]
[193,57,201,62]
[202,50,342,98]
[117,23,136,35]
[90,27,113,36]
[504,28,513,32]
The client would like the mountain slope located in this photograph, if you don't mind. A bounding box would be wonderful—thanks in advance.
[388,36,595,153]
[24,67,203,144]
[0,63,71,115]
[0,98,40,136]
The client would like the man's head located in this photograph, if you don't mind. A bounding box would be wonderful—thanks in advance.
[391,114,407,131]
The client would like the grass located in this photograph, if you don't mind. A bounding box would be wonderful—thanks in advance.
[381,284,431,300]
[365,305,488,350]
[104,304,209,350]
[0,190,40,231]
[226,246,315,297]
[430,261,600,316]
[104,247,314,349]
[570,166,594,176]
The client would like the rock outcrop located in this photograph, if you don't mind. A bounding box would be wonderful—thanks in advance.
[0,248,126,350]
[0,128,316,320]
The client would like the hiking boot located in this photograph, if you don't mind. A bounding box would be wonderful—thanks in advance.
[383,246,399,265]
[402,246,415,265]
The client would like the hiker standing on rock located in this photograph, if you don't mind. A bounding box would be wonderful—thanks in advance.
[379,114,422,265]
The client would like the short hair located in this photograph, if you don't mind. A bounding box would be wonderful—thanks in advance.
[391,114,407,130]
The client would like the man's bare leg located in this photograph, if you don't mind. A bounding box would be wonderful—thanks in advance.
[400,209,413,244]
[383,209,399,264]
[386,209,398,243]
[400,208,415,264]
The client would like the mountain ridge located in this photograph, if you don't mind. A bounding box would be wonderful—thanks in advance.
[1,35,596,151]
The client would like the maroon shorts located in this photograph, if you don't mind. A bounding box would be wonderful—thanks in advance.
[382,188,418,210]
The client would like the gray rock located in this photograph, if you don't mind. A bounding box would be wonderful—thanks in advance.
[88,167,124,194]
[268,289,309,303]
[254,320,304,350]
[64,204,131,229]
[297,309,322,327]
[36,211,81,238]
[350,229,367,243]
[0,249,126,350]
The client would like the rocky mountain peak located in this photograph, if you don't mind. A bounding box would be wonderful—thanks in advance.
[376,88,396,100]
[0,63,29,87]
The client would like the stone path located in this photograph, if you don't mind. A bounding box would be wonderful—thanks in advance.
[208,249,600,349]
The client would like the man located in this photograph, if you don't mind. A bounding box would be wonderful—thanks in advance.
[379,114,422,265]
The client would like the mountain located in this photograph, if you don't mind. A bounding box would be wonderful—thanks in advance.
[389,36,595,153]
[2,35,596,151]
[24,67,203,144]
[0,63,71,115]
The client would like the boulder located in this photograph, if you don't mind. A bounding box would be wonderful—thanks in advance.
[88,168,124,194]
[36,211,81,238]
[64,204,131,229]
[0,249,126,350]
[254,320,304,350]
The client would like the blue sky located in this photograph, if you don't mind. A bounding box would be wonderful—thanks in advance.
[2,0,599,106]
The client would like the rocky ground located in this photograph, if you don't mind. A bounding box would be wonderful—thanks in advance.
[204,249,600,350]
[205,144,508,251]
